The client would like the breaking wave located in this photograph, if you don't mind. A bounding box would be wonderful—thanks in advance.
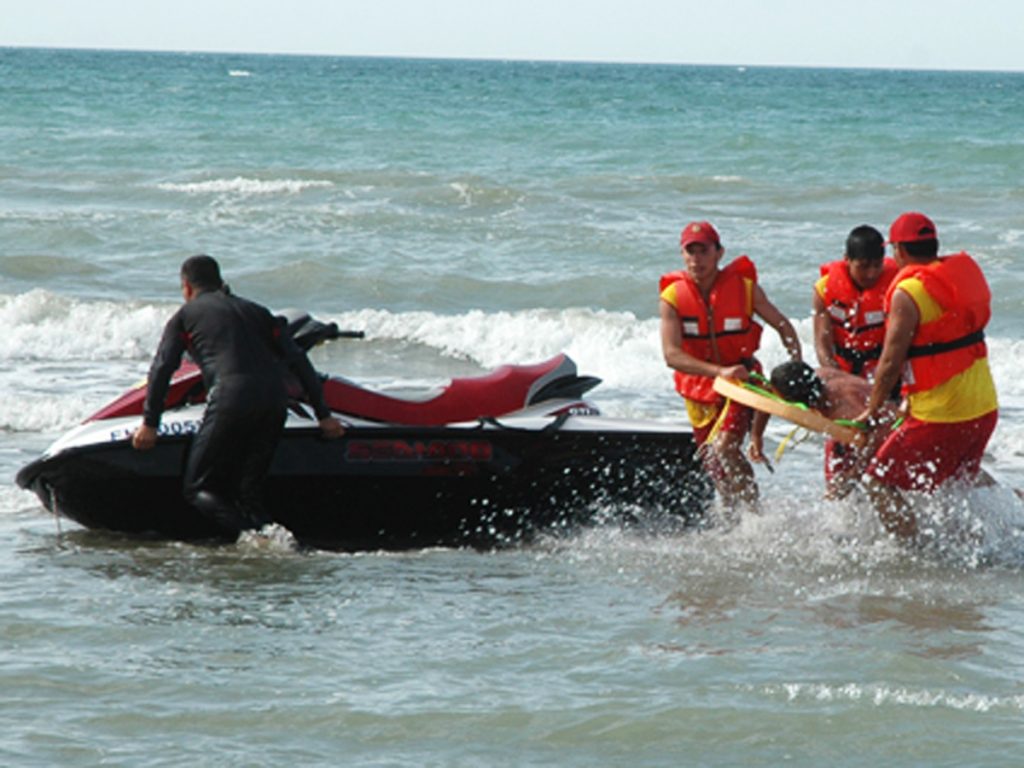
[156,177,334,196]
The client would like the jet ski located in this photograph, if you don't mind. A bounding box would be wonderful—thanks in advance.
[16,312,712,549]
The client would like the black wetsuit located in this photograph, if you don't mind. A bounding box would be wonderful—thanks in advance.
[143,288,331,535]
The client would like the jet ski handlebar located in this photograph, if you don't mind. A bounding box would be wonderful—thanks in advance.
[279,310,365,351]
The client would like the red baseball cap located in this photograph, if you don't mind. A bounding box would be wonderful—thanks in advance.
[888,212,937,244]
[680,221,720,249]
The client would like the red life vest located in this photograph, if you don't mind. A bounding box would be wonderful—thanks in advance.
[660,256,763,403]
[818,258,899,376]
[885,252,990,394]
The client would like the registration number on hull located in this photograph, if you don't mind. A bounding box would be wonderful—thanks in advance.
[108,419,202,442]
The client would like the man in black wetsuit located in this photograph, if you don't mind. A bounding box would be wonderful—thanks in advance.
[131,255,345,536]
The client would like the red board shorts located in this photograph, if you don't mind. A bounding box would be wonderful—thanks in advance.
[691,396,753,447]
[824,437,856,485]
[866,410,997,492]
[688,396,753,488]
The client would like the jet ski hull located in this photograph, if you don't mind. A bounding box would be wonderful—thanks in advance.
[17,419,711,549]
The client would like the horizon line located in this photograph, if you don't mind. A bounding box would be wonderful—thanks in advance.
[3,43,1023,76]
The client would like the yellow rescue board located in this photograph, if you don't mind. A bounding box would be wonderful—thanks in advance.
[712,377,864,446]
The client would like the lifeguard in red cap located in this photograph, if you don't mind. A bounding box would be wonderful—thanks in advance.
[659,220,802,512]
[856,212,998,539]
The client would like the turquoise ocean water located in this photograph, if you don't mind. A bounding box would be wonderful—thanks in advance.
[2,48,1024,765]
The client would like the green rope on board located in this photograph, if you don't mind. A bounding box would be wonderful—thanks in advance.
[748,370,770,385]
[738,378,811,411]
[834,418,869,431]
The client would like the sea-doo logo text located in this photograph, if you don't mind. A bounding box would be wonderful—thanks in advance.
[346,439,493,462]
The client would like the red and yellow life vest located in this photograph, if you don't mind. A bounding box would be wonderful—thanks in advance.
[818,258,898,376]
[660,256,763,403]
[886,252,990,394]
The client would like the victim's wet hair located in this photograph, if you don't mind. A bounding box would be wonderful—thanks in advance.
[770,361,825,407]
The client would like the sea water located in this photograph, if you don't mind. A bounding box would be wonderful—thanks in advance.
[2,48,1024,766]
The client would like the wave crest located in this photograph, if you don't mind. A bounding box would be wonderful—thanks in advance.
[156,177,334,196]
[0,289,166,362]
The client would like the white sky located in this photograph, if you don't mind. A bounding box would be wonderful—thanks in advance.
[2,0,1023,72]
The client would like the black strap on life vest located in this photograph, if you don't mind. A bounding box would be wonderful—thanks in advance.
[906,329,985,359]
[834,345,881,376]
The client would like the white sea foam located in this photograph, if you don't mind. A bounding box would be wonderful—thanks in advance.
[0,290,166,362]
[0,291,166,430]
[0,388,105,433]
[332,306,671,391]
[156,177,334,196]
[767,682,1024,713]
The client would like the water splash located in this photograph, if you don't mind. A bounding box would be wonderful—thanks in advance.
[236,523,299,554]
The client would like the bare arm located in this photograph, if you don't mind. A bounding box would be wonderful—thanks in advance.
[812,289,839,369]
[752,285,802,362]
[748,410,769,463]
[858,288,917,421]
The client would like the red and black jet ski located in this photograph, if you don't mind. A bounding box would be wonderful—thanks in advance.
[16,313,711,549]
